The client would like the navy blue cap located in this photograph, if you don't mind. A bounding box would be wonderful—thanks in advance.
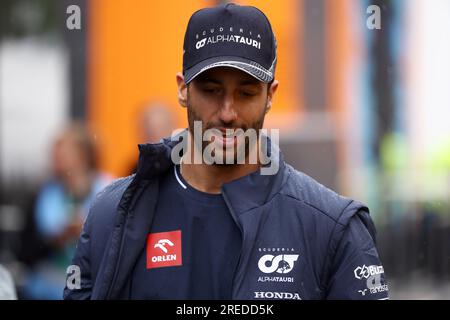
[182,3,277,84]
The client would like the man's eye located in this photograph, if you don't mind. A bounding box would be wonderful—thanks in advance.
[241,91,256,97]
[203,88,221,94]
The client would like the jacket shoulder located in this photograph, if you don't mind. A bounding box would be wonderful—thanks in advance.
[280,164,367,225]
[88,175,134,228]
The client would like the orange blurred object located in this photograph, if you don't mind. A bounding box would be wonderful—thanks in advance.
[88,0,302,177]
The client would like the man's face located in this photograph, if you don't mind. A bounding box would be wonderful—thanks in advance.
[181,67,277,165]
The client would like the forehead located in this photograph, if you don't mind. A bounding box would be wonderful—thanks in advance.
[193,67,263,85]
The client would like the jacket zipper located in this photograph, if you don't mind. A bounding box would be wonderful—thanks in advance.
[105,180,143,298]
[105,212,130,299]
[104,179,153,299]
[222,189,244,299]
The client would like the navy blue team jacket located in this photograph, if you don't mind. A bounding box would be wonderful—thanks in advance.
[63,134,389,300]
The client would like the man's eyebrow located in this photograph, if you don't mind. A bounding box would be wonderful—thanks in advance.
[239,78,261,86]
[195,76,221,85]
[194,76,261,86]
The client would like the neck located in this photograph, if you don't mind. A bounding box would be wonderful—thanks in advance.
[180,135,261,194]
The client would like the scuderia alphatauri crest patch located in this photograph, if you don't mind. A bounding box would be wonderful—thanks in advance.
[254,247,302,300]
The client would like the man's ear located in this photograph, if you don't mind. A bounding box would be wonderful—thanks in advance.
[265,79,279,113]
[176,72,188,108]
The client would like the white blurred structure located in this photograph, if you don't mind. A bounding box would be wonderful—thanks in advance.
[0,37,69,185]
[406,0,450,201]
[0,264,17,300]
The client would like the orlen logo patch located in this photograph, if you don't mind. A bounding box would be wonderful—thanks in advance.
[147,230,182,269]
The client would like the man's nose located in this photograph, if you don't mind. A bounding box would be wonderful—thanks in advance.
[219,93,238,124]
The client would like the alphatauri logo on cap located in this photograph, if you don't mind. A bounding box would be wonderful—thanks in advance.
[195,26,262,50]
[147,230,182,269]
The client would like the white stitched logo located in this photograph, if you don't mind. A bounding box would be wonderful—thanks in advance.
[154,239,174,253]
[354,265,384,280]
[195,35,261,50]
[196,38,207,49]
[258,254,299,274]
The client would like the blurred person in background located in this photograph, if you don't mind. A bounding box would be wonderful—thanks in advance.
[22,122,111,299]
[128,102,176,174]
[138,102,176,144]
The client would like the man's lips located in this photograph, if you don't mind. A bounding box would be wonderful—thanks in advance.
[210,128,240,148]
[216,135,235,146]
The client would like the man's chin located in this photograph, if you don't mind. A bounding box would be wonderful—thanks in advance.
[203,151,238,166]
[203,140,249,164]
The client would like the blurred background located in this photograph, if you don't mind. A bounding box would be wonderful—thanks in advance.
[0,0,449,299]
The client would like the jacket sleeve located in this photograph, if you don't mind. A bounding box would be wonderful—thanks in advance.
[63,207,94,300]
[325,210,389,300]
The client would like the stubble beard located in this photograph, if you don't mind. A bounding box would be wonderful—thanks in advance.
[186,91,267,166]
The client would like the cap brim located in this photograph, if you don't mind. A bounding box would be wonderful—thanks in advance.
[184,56,274,84]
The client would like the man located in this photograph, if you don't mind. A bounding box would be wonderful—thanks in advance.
[128,102,176,174]
[64,3,388,300]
